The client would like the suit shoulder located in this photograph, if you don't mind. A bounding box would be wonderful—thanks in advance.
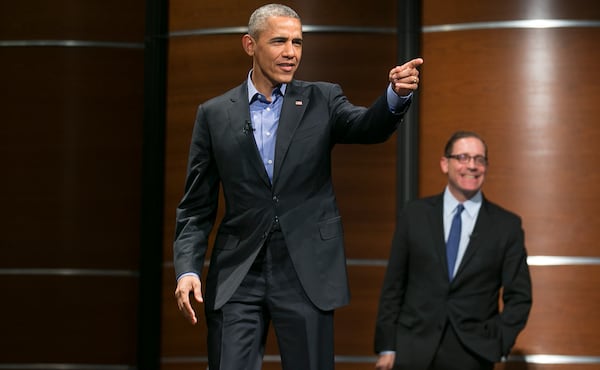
[292,80,341,94]
[199,83,246,109]
[484,198,522,223]
[401,194,441,214]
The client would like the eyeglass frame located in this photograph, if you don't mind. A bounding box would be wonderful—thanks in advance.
[445,153,488,166]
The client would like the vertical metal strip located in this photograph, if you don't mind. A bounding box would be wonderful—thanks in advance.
[138,0,168,368]
[396,0,422,213]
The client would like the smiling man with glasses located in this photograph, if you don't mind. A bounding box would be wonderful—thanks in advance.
[374,130,532,370]
[442,132,489,201]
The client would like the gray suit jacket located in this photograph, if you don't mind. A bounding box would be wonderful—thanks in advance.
[375,193,532,367]
[174,79,410,310]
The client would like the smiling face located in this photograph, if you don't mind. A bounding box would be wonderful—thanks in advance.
[440,137,488,202]
[242,16,302,97]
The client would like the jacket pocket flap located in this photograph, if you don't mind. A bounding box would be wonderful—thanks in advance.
[319,216,343,240]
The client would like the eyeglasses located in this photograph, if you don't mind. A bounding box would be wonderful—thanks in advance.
[446,153,488,166]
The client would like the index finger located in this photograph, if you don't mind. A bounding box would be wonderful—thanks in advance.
[175,285,198,324]
[181,298,197,324]
[405,57,424,68]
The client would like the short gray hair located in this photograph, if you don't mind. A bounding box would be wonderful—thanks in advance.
[248,4,301,39]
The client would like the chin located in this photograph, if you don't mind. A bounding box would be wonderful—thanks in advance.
[279,75,295,83]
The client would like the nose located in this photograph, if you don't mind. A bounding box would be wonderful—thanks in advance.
[467,158,479,169]
[282,41,296,57]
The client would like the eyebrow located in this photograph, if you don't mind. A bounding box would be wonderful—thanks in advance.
[270,36,303,41]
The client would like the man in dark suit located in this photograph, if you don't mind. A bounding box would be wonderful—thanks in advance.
[374,131,532,370]
[173,3,423,370]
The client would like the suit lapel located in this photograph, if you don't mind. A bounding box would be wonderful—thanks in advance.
[455,199,492,277]
[228,84,271,188]
[427,196,450,279]
[273,81,308,187]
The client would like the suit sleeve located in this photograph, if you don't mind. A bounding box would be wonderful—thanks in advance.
[499,216,533,355]
[329,84,409,144]
[172,105,220,280]
[374,210,410,353]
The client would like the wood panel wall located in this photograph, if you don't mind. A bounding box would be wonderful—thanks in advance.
[3,0,596,369]
[0,0,145,367]
[163,0,600,369]
[420,0,600,369]
[0,0,600,370]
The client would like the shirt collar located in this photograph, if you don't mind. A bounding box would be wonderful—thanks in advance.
[443,186,482,218]
[247,69,287,104]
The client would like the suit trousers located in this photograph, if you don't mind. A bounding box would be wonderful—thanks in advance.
[205,228,335,370]
[426,323,493,370]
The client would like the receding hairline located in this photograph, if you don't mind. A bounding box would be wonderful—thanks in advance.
[444,130,488,158]
[248,4,301,39]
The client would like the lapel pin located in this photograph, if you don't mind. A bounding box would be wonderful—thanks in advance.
[295,100,303,106]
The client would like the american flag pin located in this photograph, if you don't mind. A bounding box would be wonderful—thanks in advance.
[295,100,303,106]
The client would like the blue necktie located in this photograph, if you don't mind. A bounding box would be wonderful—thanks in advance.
[446,204,464,280]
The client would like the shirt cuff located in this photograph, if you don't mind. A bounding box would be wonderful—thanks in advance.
[177,272,200,281]
[387,83,412,113]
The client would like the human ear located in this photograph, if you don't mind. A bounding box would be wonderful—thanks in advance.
[242,34,255,56]
[440,156,449,174]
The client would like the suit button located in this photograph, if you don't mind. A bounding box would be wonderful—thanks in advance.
[272,195,279,203]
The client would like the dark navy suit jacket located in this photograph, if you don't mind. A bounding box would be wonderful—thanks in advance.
[174,79,410,311]
[375,193,532,368]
